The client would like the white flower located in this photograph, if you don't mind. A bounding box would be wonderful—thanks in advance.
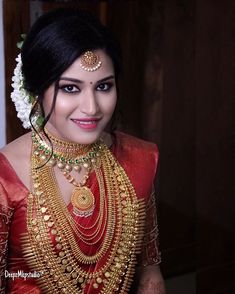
[11,54,33,129]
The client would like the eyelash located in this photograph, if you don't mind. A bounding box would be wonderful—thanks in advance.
[59,82,114,94]
[97,82,113,92]
[59,84,79,93]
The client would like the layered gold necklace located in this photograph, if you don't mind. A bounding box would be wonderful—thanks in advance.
[32,130,102,218]
[21,131,146,293]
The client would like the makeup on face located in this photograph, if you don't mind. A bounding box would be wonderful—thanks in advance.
[43,50,117,145]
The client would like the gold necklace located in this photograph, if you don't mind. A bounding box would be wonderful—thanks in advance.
[32,130,103,218]
[32,131,102,172]
[31,138,115,261]
[21,135,146,293]
[63,171,95,218]
[32,136,109,247]
[62,168,108,244]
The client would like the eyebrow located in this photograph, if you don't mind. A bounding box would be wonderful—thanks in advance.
[59,75,115,84]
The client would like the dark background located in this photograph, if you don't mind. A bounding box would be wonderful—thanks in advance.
[3,1,235,293]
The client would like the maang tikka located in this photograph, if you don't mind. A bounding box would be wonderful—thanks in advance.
[80,51,102,72]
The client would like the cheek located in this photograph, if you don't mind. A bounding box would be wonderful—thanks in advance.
[43,94,73,118]
[100,94,117,115]
[53,99,72,115]
[43,99,52,117]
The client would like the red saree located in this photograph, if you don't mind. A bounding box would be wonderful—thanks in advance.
[0,132,160,294]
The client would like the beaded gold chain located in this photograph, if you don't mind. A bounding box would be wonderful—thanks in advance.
[21,136,146,293]
[32,131,102,173]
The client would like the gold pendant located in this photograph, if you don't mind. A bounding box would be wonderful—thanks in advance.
[71,186,95,217]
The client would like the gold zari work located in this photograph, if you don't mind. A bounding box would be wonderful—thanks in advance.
[21,139,146,293]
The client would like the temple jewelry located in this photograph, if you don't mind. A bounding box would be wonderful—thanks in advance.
[80,51,102,72]
[31,131,101,173]
[21,133,146,293]
[63,170,95,217]
[31,130,103,217]
[70,186,95,217]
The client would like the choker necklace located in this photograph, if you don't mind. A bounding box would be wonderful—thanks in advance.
[32,131,102,173]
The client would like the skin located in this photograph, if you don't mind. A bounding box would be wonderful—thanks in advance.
[1,49,117,199]
[137,265,166,294]
[1,49,165,292]
[43,49,117,145]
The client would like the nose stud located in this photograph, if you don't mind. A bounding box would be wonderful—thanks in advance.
[80,51,102,72]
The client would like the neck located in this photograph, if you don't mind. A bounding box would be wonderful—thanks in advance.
[43,128,93,156]
[31,129,103,172]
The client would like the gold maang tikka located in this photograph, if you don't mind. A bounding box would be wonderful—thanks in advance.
[80,50,102,71]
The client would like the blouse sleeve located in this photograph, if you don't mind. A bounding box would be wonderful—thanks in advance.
[140,188,162,267]
[0,183,14,294]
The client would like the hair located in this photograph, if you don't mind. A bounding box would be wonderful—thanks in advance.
[21,8,122,132]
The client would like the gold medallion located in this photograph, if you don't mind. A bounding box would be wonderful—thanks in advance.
[71,186,95,217]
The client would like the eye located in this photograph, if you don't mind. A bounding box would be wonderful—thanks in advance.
[59,84,80,93]
[96,82,113,92]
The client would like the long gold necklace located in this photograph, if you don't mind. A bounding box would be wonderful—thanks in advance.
[32,131,110,247]
[21,133,146,293]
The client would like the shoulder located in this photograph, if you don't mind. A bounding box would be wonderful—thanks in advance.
[0,132,31,189]
[113,132,159,197]
[0,132,32,166]
[0,133,31,206]
[114,131,159,160]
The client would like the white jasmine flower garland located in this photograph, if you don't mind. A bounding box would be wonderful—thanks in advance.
[11,53,35,129]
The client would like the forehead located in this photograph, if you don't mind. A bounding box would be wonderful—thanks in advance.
[61,49,114,80]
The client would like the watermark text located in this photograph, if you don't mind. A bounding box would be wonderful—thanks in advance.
[5,270,43,280]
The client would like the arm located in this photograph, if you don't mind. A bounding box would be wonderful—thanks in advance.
[137,265,166,294]
[0,184,14,294]
[137,189,166,294]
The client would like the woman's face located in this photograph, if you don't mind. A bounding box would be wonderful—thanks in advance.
[43,49,117,145]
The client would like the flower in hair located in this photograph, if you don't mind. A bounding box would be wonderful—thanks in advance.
[11,53,35,129]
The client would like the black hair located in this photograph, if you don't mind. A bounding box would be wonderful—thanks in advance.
[21,8,122,132]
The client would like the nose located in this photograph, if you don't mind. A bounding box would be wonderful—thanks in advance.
[79,89,99,116]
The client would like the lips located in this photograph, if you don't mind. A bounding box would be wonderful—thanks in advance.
[71,118,101,130]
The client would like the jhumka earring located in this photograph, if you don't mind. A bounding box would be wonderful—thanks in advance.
[31,99,45,130]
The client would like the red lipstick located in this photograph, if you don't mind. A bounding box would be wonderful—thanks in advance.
[71,118,101,130]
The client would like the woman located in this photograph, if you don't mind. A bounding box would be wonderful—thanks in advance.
[0,8,165,294]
